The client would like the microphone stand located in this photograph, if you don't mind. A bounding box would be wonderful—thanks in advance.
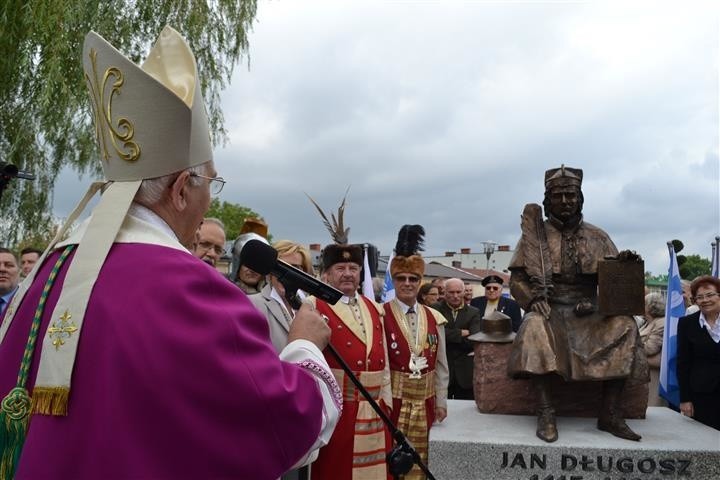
[283,283,436,480]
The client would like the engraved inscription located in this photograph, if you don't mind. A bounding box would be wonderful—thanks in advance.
[499,451,693,479]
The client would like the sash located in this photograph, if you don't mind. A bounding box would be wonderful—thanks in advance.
[332,369,387,480]
[391,370,435,480]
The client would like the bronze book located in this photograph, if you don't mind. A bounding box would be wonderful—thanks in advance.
[597,258,645,316]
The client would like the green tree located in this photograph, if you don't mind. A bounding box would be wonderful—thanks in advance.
[0,1,258,246]
[206,198,267,242]
[680,254,712,280]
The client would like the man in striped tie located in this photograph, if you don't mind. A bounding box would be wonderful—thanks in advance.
[382,225,449,479]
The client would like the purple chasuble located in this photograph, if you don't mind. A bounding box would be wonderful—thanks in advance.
[0,243,323,480]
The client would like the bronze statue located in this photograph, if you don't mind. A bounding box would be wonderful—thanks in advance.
[507,166,648,442]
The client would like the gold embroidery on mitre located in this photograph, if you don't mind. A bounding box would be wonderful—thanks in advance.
[47,310,78,351]
[85,48,141,163]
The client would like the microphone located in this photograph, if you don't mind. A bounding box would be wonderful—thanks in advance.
[240,239,343,305]
[1,164,35,181]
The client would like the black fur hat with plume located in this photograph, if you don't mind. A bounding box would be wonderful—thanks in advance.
[390,224,426,278]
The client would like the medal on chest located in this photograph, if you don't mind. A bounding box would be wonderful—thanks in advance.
[408,353,428,379]
[392,302,429,378]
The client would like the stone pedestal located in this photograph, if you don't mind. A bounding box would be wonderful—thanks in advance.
[473,342,648,418]
[429,400,720,480]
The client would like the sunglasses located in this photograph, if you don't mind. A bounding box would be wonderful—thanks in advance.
[485,286,500,291]
[394,275,420,284]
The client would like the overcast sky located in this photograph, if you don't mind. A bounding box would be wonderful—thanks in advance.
[55,1,720,275]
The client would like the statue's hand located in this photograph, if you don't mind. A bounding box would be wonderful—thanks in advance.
[530,299,551,319]
[615,250,642,262]
[574,298,594,316]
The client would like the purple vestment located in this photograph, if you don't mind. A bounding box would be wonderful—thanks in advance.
[0,243,324,479]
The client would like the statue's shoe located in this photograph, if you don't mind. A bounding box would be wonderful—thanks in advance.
[536,408,558,443]
[597,418,641,441]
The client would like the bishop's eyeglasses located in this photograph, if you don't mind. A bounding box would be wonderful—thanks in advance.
[190,173,226,195]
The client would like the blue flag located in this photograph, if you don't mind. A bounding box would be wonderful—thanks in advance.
[658,242,684,407]
[381,253,395,302]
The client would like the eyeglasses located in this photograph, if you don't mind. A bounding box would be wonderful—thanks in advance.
[693,292,718,302]
[198,241,224,256]
[190,173,226,195]
[485,286,500,291]
[394,275,420,284]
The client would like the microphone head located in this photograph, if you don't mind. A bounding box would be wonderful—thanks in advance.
[239,239,278,275]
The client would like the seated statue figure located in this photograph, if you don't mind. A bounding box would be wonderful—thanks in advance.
[507,165,648,443]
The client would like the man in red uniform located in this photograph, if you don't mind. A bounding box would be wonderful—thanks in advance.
[383,225,449,480]
[308,240,392,480]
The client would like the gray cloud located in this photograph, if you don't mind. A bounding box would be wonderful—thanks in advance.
[54,1,720,275]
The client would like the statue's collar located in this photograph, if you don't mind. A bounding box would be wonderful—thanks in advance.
[547,213,583,232]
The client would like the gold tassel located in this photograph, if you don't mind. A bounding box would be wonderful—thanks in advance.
[31,386,70,416]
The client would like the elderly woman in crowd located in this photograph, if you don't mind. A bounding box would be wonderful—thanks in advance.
[638,292,666,406]
[417,282,440,306]
[678,275,720,430]
[248,240,314,353]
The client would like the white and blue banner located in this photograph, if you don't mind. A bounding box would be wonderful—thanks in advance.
[658,242,684,407]
[381,253,395,302]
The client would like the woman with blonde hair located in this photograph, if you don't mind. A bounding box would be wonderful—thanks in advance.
[249,240,314,352]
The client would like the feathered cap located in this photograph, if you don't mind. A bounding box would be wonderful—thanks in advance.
[307,189,363,270]
[389,225,426,278]
[544,165,583,190]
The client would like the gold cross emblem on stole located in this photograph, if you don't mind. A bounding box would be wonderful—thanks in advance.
[47,310,78,350]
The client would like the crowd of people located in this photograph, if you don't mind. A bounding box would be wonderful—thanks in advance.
[0,24,718,480]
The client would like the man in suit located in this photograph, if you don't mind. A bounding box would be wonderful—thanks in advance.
[0,248,20,316]
[434,278,481,399]
[463,282,474,306]
[19,247,42,277]
[192,217,226,266]
[471,275,523,332]
[249,240,314,353]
